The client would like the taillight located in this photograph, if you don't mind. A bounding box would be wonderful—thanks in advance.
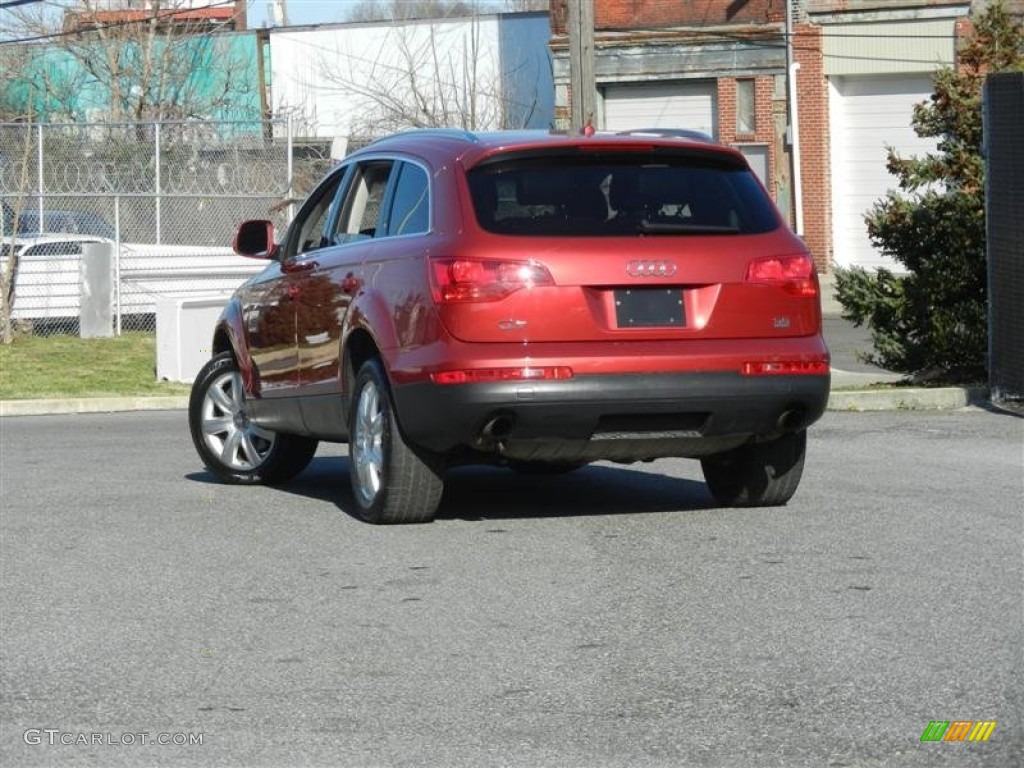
[430,257,553,303]
[431,367,574,385]
[745,254,818,297]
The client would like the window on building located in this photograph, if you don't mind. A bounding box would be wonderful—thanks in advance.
[736,79,756,136]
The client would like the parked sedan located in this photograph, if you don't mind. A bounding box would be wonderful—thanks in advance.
[1,201,115,240]
[0,235,114,324]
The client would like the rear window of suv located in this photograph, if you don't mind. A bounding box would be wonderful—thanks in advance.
[467,150,780,236]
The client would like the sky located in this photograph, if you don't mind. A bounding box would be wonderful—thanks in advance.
[247,0,362,28]
[246,1,517,29]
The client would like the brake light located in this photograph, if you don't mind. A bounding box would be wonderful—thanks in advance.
[745,254,818,297]
[430,258,553,303]
[431,367,574,385]
[741,360,830,376]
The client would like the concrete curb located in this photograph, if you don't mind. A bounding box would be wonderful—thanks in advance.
[0,383,989,418]
[0,396,188,417]
[827,386,988,412]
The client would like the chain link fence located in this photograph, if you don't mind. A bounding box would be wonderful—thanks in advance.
[0,120,335,335]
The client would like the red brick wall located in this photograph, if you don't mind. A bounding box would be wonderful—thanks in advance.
[551,0,786,34]
[794,23,830,272]
[596,0,783,28]
[717,76,776,146]
[718,76,782,190]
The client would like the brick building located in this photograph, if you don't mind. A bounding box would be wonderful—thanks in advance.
[550,0,1020,273]
[62,0,248,33]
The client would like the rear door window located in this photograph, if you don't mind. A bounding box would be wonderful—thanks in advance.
[385,163,430,237]
[468,151,780,236]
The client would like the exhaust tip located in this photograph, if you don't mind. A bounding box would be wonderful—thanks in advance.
[477,414,515,447]
[777,407,807,433]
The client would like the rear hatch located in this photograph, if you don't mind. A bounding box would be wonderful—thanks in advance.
[431,144,820,344]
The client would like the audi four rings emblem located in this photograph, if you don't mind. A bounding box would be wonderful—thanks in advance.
[626,260,677,277]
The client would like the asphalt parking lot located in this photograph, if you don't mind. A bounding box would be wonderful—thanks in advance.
[1,407,1021,767]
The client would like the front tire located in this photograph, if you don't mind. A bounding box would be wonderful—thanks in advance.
[348,359,444,524]
[701,430,807,507]
[188,352,318,485]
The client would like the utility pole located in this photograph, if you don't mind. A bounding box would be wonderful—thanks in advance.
[269,0,289,26]
[785,0,804,236]
[567,0,596,132]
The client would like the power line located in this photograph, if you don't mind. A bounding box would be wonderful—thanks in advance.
[0,0,45,10]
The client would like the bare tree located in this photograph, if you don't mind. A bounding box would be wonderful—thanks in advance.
[0,122,37,344]
[2,0,254,124]
[495,0,549,10]
[320,14,543,139]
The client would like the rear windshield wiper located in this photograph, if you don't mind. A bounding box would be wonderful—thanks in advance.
[636,220,740,235]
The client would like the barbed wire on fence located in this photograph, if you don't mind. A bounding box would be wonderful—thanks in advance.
[0,119,339,337]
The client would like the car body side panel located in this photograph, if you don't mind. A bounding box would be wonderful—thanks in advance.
[240,263,301,397]
[294,245,363,397]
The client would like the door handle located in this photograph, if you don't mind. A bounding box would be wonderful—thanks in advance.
[341,274,361,295]
[282,259,317,275]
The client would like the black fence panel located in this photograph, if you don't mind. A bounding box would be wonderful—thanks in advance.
[984,72,1024,402]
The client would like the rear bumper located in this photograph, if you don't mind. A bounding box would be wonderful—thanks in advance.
[392,371,830,462]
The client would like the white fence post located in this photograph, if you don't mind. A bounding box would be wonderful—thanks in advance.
[80,242,114,338]
[155,122,162,245]
[36,124,44,230]
[114,195,122,336]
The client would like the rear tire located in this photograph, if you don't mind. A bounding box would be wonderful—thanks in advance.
[189,352,318,485]
[701,430,807,507]
[348,358,444,524]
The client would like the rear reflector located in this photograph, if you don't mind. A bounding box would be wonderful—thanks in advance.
[741,361,830,376]
[745,254,818,297]
[431,367,574,385]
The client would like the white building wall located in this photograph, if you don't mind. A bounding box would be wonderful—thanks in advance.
[270,14,553,141]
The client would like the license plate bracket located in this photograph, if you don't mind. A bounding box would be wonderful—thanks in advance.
[614,288,685,328]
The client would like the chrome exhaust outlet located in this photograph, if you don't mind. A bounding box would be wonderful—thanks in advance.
[477,414,515,448]
[777,408,807,433]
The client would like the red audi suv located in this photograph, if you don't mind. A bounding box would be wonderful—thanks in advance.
[189,129,830,523]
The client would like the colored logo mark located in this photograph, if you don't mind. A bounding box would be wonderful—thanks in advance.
[920,720,997,742]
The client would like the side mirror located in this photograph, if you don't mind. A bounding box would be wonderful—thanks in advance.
[233,219,279,259]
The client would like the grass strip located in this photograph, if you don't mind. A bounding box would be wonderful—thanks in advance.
[0,333,191,400]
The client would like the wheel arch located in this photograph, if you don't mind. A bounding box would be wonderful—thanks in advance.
[211,298,257,394]
[343,327,382,403]
[212,326,233,357]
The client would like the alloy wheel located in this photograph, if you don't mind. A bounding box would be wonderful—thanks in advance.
[352,378,385,505]
[200,371,275,470]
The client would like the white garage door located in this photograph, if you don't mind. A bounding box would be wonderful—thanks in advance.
[829,74,936,270]
[604,82,717,139]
